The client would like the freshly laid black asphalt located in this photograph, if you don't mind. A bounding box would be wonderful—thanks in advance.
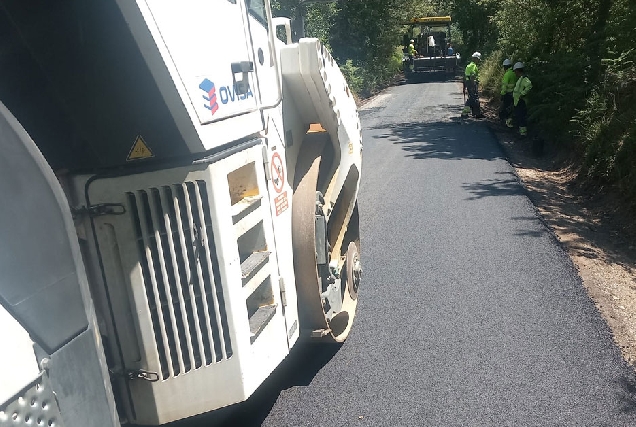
[199,78,636,426]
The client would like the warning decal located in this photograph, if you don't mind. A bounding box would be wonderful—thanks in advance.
[127,135,154,161]
[275,191,289,216]
[270,152,285,193]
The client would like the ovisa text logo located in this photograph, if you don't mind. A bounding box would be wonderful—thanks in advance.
[199,78,254,115]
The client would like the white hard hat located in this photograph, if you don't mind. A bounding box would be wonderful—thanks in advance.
[503,59,512,66]
[513,61,525,70]
[410,39,414,43]
[472,52,482,59]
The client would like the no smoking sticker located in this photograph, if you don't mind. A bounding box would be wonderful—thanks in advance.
[270,152,285,193]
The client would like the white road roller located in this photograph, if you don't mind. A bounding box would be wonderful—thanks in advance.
[0,0,362,425]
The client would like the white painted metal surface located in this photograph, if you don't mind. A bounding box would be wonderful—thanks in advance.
[247,8,280,110]
[143,0,259,123]
[116,0,267,154]
[280,38,362,221]
[82,144,293,424]
[0,372,64,427]
[0,306,38,406]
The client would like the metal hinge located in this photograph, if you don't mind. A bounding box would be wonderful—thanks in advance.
[279,277,287,307]
[110,368,160,382]
[263,144,271,180]
[72,203,126,219]
[126,369,160,382]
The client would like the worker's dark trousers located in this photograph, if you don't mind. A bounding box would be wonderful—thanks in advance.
[464,80,480,116]
[514,99,528,128]
[499,93,513,121]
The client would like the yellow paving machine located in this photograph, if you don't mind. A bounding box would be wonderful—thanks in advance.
[403,16,459,77]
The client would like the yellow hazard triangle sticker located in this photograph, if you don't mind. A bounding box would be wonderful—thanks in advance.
[127,135,154,161]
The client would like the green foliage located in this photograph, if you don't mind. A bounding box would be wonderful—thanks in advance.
[329,0,410,96]
[450,0,498,58]
[475,50,504,97]
[271,0,335,47]
[572,46,636,197]
[304,3,336,48]
[577,0,636,198]
[339,60,364,95]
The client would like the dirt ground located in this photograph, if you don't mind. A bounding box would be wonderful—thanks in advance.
[482,102,636,367]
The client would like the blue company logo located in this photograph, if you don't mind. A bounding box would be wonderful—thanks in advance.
[199,79,219,115]
[199,78,254,115]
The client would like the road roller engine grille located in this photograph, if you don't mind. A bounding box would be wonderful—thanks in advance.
[127,181,232,380]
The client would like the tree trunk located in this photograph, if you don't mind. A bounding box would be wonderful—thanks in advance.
[588,0,612,85]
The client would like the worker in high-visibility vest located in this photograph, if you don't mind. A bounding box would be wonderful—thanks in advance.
[462,52,484,118]
[407,39,417,71]
[499,59,517,126]
[408,39,417,57]
[513,61,532,136]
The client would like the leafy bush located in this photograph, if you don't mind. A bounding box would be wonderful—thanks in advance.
[569,0,636,199]
[476,50,504,98]
[339,60,364,96]
[573,50,636,198]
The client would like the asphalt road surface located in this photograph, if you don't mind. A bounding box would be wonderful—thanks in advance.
[181,77,636,426]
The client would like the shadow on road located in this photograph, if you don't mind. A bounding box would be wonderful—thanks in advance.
[373,119,561,241]
[162,341,342,427]
[374,121,503,161]
[619,375,636,414]
[462,174,520,200]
